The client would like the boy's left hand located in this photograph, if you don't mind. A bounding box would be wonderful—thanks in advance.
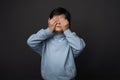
[59,18,69,31]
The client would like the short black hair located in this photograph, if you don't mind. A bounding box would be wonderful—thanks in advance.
[49,7,71,24]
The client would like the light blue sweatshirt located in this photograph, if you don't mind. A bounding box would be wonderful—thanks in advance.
[27,28,85,80]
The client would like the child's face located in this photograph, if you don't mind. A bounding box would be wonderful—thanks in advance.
[53,14,66,32]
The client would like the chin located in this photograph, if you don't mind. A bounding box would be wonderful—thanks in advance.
[55,28,62,32]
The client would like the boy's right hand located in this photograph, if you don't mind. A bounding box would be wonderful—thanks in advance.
[48,17,57,32]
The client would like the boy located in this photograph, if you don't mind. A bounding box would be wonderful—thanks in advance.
[27,7,85,80]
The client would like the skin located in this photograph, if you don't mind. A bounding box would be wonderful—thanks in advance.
[48,14,69,34]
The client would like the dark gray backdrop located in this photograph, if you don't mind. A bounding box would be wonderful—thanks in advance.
[0,0,120,80]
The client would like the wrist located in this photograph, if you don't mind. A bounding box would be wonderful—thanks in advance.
[63,27,69,31]
[48,27,53,33]
[49,27,54,32]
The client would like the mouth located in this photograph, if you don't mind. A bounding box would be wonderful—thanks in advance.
[56,26,61,28]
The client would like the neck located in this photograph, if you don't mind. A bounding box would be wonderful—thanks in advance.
[54,31,63,35]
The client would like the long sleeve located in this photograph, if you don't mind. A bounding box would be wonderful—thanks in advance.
[27,28,54,55]
[64,29,86,57]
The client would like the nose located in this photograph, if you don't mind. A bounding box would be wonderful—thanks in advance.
[56,20,60,24]
[56,22,60,24]
[56,21,61,26]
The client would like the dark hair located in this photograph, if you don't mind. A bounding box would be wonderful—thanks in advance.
[49,7,71,24]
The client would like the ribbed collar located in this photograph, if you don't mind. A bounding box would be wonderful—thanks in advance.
[53,34,65,39]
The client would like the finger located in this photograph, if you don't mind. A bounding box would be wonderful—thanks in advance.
[53,21,57,26]
[59,18,65,22]
[48,18,50,20]
[53,16,57,19]
[64,19,68,23]
[53,16,59,22]
[48,18,51,22]
[59,18,65,25]
[51,20,57,25]
[49,19,55,25]
[50,17,57,23]
[51,17,57,22]
[49,19,57,27]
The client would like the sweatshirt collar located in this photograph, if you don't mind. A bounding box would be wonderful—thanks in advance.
[53,34,65,39]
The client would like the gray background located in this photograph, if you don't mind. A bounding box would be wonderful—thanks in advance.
[0,0,120,80]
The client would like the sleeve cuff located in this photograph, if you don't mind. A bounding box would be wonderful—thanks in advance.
[44,27,54,36]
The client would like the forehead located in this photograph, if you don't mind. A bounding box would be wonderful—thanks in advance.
[53,14,66,18]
